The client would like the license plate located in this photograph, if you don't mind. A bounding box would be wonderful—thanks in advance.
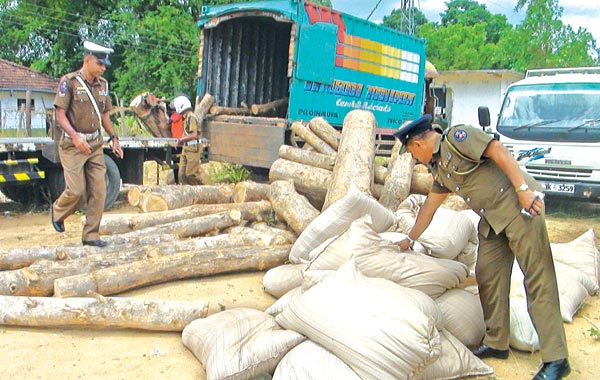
[542,182,575,194]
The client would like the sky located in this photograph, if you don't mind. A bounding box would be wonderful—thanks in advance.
[332,0,600,43]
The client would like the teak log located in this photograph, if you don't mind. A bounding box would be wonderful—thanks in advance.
[247,222,297,245]
[410,172,434,195]
[374,164,388,185]
[0,295,208,331]
[194,93,216,136]
[322,110,376,210]
[0,234,176,271]
[100,200,271,235]
[307,117,341,151]
[278,145,335,171]
[0,245,164,296]
[54,245,291,297]
[209,104,251,116]
[251,98,288,117]
[269,158,331,209]
[128,184,234,212]
[290,121,336,155]
[103,211,243,244]
[232,181,271,203]
[379,152,415,211]
[269,180,319,235]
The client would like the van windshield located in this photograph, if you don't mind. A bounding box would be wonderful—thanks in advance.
[497,83,600,142]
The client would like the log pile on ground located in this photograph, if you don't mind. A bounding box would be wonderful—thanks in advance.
[2,109,598,380]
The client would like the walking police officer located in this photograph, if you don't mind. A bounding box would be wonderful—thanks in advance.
[51,41,123,247]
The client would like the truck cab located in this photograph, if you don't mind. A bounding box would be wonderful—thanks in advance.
[484,67,600,201]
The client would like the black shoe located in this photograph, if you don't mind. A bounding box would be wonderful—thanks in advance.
[532,358,571,380]
[82,239,107,247]
[51,206,65,233]
[472,344,509,359]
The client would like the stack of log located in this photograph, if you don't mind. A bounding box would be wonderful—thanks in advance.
[0,109,467,332]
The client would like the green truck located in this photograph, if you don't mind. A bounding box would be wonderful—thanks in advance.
[198,0,434,168]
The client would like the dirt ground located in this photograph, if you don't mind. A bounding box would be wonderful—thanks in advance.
[0,193,598,380]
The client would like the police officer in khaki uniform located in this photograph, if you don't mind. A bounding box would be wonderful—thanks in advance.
[394,115,570,380]
[172,95,202,185]
[51,41,123,247]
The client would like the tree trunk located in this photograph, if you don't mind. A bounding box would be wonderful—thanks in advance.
[374,163,388,185]
[194,93,215,136]
[0,234,177,271]
[0,295,208,331]
[269,180,319,235]
[371,183,383,199]
[101,200,271,235]
[54,245,291,297]
[307,117,341,151]
[247,222,297,245]
[322,110,376,210]
[290,121,336,155]
[232,181,271,203]
[410,172,433,195]
[103,211,243,244]
[250,98,288,117]
[379,152,415,211]
[209,104,251,116]
[278,145,335,171]
[128,184,234,212]
[269,158,331,209]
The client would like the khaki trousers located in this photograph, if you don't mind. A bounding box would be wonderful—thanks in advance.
[53,135,106,241]
[476,212,568,362]
[178,146,202,185]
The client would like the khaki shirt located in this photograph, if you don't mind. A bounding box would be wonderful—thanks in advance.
[182,112,200,152]
[54,71,112,133]
[429,125,542,237]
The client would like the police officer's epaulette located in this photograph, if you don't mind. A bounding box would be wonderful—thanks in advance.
[63,72,79,81]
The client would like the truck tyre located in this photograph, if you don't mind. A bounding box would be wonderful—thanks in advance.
[46,154,121,210]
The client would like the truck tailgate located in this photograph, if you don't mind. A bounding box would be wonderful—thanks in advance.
[204,115,288,169]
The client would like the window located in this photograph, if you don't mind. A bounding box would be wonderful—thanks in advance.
[17,98,35,111]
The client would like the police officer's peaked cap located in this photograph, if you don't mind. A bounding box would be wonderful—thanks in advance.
[83,41,114,65]
[393,114,433,146]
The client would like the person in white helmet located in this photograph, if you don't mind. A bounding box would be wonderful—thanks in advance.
[172,95,202,185]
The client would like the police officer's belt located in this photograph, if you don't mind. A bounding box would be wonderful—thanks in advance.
[65,130,101,141]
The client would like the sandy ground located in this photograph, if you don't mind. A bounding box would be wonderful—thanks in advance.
[0,194,598,380]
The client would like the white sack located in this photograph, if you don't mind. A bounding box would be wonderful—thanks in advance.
[551,228,600,290]
[289,183,396,264]
[276,261,442,380]
[308,215,469,299]
[509,296,540,352]
[273,340,362,380]
[265,286,302,317]
[417,329,493,380]
[435,288,486,348]
[182,308,304,380]
[263,263,307,298]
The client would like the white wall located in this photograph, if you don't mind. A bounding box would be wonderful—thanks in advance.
[434,71,523,129]
[0,90,56,133]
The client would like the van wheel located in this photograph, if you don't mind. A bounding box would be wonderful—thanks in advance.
[46,154,121,210]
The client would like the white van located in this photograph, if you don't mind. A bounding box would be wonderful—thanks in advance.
[480,67,600,201]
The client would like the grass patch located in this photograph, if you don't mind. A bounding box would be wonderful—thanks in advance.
[206,163,251,184]
[545,197,600,220]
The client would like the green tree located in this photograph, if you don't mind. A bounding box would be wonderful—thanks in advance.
[440,0,510,44]
[382,7,429,35]
[497,0,597,71]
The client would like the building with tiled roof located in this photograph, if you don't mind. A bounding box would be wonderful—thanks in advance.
[0,58,59,136]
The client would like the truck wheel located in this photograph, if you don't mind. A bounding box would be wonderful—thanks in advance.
[46,154,121,210]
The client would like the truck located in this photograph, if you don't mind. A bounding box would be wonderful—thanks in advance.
[479,67,600,202]
[197,0,435,168]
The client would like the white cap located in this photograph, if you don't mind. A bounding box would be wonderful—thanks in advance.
[83,41,114,65]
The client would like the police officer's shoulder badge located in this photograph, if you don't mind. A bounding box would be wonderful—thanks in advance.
[58,80,69,96]
[454,129,467,142]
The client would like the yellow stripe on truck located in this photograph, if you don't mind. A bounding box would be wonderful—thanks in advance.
[0,171,45,183]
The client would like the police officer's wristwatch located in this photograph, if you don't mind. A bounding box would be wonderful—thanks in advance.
[110,135,119,141]
[515,184,529,192]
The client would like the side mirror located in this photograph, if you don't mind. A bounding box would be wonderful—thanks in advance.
[478,106,490,128]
